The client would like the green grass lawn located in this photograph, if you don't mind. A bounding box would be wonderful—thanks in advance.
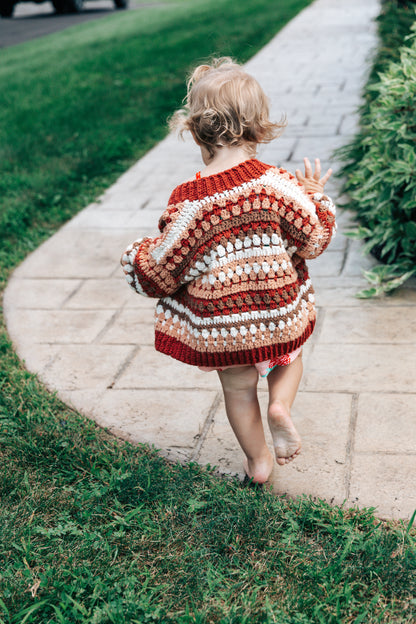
[1,0,416,622]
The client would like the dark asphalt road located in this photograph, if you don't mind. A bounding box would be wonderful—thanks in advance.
[0,1,161,47]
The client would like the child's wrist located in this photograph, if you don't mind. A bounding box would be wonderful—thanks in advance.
[306,185,324,196]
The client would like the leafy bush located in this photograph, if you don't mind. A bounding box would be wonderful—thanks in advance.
[338,6,416,297]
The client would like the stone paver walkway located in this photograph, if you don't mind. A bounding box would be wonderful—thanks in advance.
[5,0,416,520]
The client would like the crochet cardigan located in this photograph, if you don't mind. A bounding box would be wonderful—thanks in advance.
[122,159,336,367]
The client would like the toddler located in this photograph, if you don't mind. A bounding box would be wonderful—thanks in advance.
[121,58,336,484]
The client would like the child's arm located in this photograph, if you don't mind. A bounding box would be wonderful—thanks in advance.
[120,200,203,298]
[276,157,336,260]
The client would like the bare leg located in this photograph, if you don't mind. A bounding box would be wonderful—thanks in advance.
[218,366,274,484]
[267,352,303,466]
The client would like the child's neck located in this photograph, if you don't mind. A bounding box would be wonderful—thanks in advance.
[200,144,256,177]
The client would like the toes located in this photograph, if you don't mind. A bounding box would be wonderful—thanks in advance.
[276,448,301,465]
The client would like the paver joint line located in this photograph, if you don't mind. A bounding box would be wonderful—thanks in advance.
[339,237,351,275]
[60,281,84,309]
[93,306,125,345]
[5,0,416,519]
[106,345,141,390]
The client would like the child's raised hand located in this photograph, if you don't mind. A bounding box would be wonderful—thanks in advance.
[295,157,332,195]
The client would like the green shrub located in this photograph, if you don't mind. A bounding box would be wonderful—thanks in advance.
[338,7,416,297]
[374,0,416,79]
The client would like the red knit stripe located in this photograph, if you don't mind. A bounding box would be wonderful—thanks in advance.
[154,319,315,367]
[168,159,273,205]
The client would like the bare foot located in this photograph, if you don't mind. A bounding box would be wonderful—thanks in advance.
[268,400,302,466]
[243,447,274,484]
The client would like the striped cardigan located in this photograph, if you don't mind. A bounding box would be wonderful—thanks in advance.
[121,159,336,367]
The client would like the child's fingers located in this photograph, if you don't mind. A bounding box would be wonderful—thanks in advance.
[295,169,304,183]
[303,157,313,178]
[313,158,321,181]
[320,168,333,185]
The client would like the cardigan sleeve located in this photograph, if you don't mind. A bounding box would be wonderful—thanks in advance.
[120,202,204,298]
[276,178,337,260]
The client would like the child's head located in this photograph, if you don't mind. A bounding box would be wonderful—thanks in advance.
[171,57,286,160]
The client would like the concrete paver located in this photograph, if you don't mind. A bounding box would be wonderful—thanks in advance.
[355,394,416,454]
[4,278,80,309]
[41,344,135,391]
[319,307,416,344]
[4,0,416,520]
[304,344,415,394]
[6,308,116,344]
[349,456,416,520]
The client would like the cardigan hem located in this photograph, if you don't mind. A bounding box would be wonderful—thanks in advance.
[154,319,315,367]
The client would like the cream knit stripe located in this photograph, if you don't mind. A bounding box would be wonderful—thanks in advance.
[133,274,150,297]
[124,270,150,297]
[183,240,290,283]
[151,169,318,265]
[313,193,336,215]
[198,258,295,290]
[122,238,152,297]
[156,301,313,349]
[213,247,289,268]
[157,279,313,328]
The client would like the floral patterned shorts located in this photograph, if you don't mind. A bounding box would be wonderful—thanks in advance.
[199,347,302,378]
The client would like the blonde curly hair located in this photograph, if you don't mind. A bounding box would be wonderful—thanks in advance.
[170,57,286,159]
